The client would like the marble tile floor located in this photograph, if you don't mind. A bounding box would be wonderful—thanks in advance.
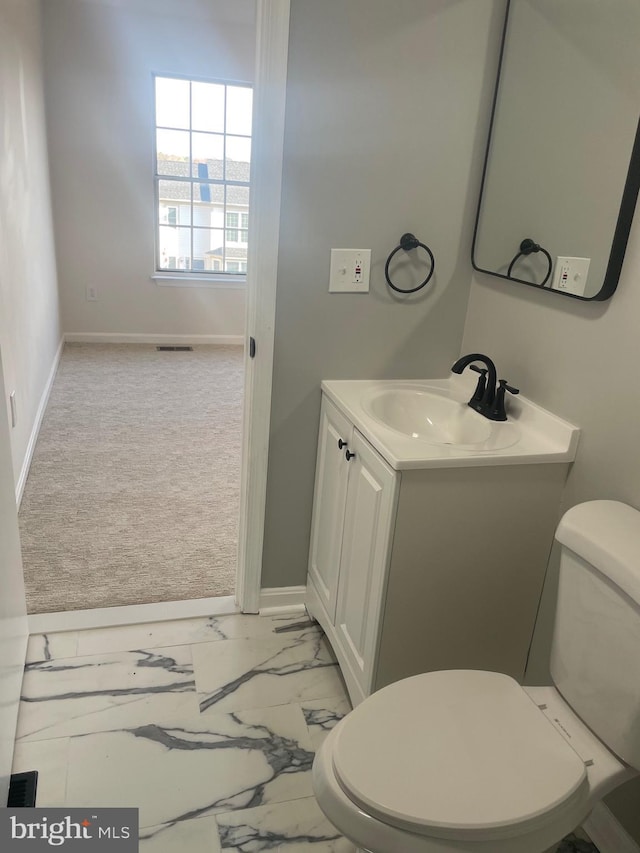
[12,613,599,852]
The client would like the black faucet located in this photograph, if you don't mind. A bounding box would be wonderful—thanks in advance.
[451,353,519,421]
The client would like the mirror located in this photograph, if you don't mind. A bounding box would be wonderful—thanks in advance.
[472,0,640,301]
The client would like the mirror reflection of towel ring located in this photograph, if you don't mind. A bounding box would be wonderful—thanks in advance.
[385,232,435,294]
[507,238,552,287]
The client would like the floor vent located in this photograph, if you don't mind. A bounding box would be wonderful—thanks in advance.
[156,346,194,352]
[8,771,38,807]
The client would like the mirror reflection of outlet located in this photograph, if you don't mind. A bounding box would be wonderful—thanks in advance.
[551,257,590,296]
[86,285,99,301]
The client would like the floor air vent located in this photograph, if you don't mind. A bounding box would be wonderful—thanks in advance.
[156,346,194,352]
[8,771,38,807]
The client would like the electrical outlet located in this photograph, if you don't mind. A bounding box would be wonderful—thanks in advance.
[86,285,99,301]
[329,249,371,293]
[551,257,590,296]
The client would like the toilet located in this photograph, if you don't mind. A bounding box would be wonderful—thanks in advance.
[312,500,640,853]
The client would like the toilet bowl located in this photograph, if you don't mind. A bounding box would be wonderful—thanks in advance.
[313,501,640,853]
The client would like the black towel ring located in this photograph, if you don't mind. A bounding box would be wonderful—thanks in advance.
[385,233,435,294]
[507,238,553,287]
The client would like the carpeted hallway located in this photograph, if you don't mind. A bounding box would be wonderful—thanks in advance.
[19,343,243,614]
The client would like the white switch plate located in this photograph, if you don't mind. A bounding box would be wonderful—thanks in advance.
[551,256,591,296]
[329,249,371,293]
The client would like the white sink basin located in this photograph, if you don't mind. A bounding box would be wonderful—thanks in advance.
[362,384,520,450]
[321,377,580,470]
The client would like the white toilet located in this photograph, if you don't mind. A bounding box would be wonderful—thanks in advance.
[313,500,640,853]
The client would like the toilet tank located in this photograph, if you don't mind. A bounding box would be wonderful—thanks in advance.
[550,500,640,770]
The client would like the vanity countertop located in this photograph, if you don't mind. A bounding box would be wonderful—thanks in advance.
[322,376,580,471]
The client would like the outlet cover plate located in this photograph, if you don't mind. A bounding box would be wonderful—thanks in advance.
[329,248,371,293]
[551,256,591,296]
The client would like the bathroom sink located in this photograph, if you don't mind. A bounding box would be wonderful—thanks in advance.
[321,378,580,469]
[362,384,520,450]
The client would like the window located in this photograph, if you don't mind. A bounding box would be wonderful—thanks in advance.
[225,211,249,243]
[154,75,252,276]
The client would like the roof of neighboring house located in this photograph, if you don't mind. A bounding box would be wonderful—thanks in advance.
[158,158,250,205]
[206,247,247,259]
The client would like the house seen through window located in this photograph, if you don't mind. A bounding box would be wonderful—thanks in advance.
[154,75,252,275]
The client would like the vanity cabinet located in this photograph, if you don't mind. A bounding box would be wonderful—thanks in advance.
[306,392,570,706]
[308,397,398,695]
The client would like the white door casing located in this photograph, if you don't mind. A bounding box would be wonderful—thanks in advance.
[0,347,28,805]
[236,0,291,612]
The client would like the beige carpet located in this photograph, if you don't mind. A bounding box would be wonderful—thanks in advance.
[19,343,243,613]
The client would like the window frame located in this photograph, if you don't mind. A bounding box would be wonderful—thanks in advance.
[152,72,252,283]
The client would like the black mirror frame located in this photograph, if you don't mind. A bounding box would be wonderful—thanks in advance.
[471,0,640,302]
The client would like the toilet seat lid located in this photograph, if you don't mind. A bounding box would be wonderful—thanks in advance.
[332,671,588,842]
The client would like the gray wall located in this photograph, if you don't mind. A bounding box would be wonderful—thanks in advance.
[261,0,503,588]
[0,0,62,488]
[462,177,640,841]
[41,0,255,338]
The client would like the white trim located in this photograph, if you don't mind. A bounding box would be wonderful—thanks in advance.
[236,0,291,613]
[15,337,64,507]
[152,275,246,289]
[64,333,244,346]
[28,595,239,635]
[583,803,640,853]
[259,585,307,615]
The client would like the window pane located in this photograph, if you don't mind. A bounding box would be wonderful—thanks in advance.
[155,77,190,129]
[158,181,191,225]
[156,130,190,176]
[225,211,242,243]
[158,226,192,270]
[226,85,253,136]
[192,81,225,133]
[223,255,247,274]
[225,207,249,260]
[226,184,250,209]
[192,228,224,271]
[192,133,224,179]
[225,136,251,180]
[194,181,224,208]
[192,197,214,228]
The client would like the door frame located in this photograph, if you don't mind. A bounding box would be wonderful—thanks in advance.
[236,0,291,612]
[0,346,29,804]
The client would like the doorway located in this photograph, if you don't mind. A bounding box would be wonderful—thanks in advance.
[13,0,290,621]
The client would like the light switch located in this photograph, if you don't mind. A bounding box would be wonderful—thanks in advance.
[329,249,371,293]
[551,257,591,296]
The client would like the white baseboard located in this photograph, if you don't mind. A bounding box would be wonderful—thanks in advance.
[583,802,640,853]
[64,333,244,346]
[258,585,307,616]
[15,337,64,508]
[28,595,239,635]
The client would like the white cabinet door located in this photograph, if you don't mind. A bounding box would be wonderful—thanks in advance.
[334,430,398,696]
[307,397,353,621]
